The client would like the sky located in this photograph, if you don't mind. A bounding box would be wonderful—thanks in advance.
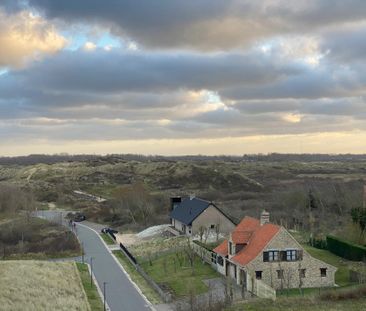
[1,0,366,156]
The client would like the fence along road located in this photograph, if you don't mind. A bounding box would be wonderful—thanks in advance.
[35,211,152,311]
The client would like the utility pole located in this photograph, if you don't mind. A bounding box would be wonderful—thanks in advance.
[103,282,107,311]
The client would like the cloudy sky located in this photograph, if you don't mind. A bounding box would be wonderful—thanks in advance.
[1,0,366,156]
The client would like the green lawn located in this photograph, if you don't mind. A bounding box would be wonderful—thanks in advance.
[227,297,366,311]
[76,262,104,311]
[101,233,116,245]
[140,251,219,297]
[303,245,353,286]
[112,251,162,304]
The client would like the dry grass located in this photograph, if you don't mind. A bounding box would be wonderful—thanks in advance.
[0,260,90,311]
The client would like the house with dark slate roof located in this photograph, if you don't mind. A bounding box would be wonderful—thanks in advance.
[169,196,235,236]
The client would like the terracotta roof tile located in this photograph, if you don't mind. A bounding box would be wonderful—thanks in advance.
[234,216,260,232]
[213,216,281,266]
[213,239,228,256]
[231,223,280,266]
[231,231,253,244]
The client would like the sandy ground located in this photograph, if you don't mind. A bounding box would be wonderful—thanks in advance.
[115,233,139,246]
[116,224,171,246]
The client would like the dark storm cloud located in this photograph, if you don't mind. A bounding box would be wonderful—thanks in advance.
[9,49,294,94]
[0,48,301,118]
[9,0,366,50]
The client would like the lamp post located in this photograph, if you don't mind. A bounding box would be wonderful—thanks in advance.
[103,282,107,311]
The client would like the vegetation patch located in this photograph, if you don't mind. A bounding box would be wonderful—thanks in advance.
[227,296,366,311]
[0,260,90,311]
[76,263,104,311]
[100,233,115,245]
[0,216,80,259]
[140,250,219,298]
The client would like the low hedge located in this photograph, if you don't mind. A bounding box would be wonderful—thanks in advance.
[326,235,366,261]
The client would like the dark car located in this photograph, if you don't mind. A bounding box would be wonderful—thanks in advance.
[72,212,86,222]
[101,227,118,234]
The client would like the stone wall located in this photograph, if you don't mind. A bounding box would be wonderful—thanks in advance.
[242,228,337,289]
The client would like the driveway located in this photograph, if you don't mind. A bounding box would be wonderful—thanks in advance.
[34,211,152,311]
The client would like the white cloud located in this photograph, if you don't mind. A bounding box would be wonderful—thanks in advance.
[0,9,66,67]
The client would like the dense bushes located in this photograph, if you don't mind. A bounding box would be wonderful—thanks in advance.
[0,217,80,258]
[320,285,366,301]
[310,237,328,250]
[326,235,366,261]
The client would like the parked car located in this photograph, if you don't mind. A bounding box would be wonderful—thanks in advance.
[101,228,118,234]
[72,212,86,222]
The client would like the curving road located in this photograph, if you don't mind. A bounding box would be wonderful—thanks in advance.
[35,211,152,311]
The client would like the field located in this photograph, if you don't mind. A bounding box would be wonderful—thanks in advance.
[0,260,90,311]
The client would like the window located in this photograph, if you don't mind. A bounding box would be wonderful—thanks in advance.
[210,224,215,229]
[277,269,284,279]
[229,242,233,255]
[320,268,327,277]
[255,271,263,280]
[299,269,306,278]
[286,250,297,261]
[211,253,217,264]
[263,250,279,262]
[269,250,279,261]
[217,256,224,266]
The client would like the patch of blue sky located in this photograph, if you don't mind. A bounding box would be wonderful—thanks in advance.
[62,30,122,51]
[0,69,9,76]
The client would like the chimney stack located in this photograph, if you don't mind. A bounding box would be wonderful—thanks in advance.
[170,197,182,211]
[260,210,270,225]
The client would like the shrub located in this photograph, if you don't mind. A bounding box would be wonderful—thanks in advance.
[320,286,366,301]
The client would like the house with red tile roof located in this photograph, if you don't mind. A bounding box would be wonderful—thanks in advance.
[213,211,336,291]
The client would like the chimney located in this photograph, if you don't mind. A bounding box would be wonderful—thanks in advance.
[170,197,182,211]
[260,210,270,225]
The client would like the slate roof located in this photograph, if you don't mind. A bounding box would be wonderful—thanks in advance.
[169,197,212,225]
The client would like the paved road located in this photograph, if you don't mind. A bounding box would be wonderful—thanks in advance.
[35,211,152,311]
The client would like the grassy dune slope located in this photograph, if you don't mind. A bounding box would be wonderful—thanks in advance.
[0,261,90,311]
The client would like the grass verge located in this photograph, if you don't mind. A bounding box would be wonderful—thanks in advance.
[113,250,162,304]
[76,262,104,311]
[101,233,116,245]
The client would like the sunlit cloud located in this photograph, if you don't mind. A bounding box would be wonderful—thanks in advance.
[0,8,66,68]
